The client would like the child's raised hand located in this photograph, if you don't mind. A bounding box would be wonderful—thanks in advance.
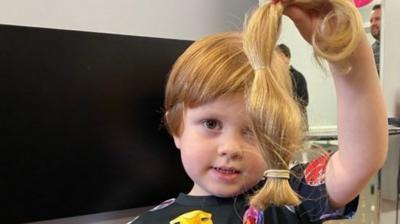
[283,0,372,41]
[280,0,364,66]
[282,1,333,44]
[283,5,319,43]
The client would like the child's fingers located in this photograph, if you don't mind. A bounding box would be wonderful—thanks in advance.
[283,6,315,43]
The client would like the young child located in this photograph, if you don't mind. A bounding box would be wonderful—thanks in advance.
[129,0,388,223]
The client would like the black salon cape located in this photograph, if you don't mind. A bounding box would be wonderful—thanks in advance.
[128,160,358,224]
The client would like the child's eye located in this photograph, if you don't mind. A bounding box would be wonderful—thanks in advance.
[202,119,221,130]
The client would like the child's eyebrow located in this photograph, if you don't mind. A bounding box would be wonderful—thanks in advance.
[189,110,224,118]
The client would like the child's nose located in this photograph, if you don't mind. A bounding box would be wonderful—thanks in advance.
[218,135,244,160]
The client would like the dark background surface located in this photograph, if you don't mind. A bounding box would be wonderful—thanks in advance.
[0,24,193,223]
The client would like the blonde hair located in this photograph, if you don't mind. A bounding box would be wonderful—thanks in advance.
[164,0,363,211]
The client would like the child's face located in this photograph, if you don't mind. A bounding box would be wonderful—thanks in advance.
[173,94,267,197]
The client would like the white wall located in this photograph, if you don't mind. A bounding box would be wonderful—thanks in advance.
[382,0,400,117]
[0,0,257,40]
[279,18,337,127]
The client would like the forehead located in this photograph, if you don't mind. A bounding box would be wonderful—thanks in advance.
[187,94,244,112]
[370,8,381,18]
[185,94,250,121]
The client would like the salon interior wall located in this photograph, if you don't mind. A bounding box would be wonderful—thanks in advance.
[0,0,257,40]
[0,0,396,127]
[279,18,337,128]
[381,0,400,118]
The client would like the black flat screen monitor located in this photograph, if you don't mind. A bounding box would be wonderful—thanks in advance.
[0,24,193,223]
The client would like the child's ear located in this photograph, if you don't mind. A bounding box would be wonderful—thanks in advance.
[165,110,183,150]
[172,135,182,150]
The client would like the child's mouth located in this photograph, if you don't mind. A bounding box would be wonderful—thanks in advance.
[213,167,240,174]
[211,166,241,183]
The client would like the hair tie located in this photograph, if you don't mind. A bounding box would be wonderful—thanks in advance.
[253,65,266,71]
[264,169,290,179]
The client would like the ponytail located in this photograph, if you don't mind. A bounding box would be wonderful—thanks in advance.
[242,0,363,210]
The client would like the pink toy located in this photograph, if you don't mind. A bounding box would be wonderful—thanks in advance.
[353,0,373,8]
[243,207,264,224]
